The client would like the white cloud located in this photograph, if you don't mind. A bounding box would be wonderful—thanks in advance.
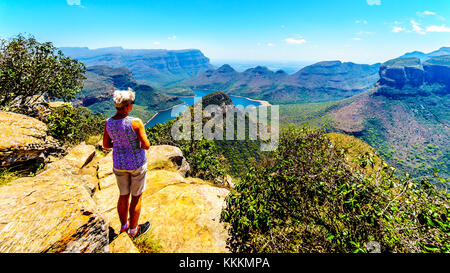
[352,37,362,41]
[417,10,436,17]
[168,35,177,40]
[392,27,404,33]
[410,20,425,34]
[67,0,81,5]
[284,38,306,44]
[426,24,450,32]
[417,10,445,21]
[153,41,161,45]
[267,43,275,47]
[355,20,368,24]
[357,31,373,35]
[366,0,381,6]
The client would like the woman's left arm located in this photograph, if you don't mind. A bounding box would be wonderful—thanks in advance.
[132,119,150,150]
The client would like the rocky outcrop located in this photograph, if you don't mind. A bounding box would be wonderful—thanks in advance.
[1,121,230,253]
[376,56,450,97]
[0,112,60,167]
[0,143,108,253]
[378,57,424,89]
[423,56,450,93]
[93,145,230,253]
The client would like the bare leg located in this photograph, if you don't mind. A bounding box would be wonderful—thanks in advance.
[117,194,130,226]
[129,194,143,230]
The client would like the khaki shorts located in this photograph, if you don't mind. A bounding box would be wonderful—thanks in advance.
[113,163,147,196]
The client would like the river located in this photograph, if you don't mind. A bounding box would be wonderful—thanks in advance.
[145,90,265,128]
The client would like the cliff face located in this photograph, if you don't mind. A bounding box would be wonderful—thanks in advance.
[81,65,138,107]
[0,112,230,253]
[376,56,450,97]
[61,47,214,85]
[81,65,183,122]
[378,58,424,89]
[423,56,450,91]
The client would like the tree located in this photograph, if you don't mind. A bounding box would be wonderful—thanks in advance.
[0,34,86,107]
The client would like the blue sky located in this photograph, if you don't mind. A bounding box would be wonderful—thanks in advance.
[1,0,449,63]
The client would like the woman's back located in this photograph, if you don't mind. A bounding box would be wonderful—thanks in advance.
[106,116,147,170]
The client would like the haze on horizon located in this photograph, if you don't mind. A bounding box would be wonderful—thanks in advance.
[1,0,449,64]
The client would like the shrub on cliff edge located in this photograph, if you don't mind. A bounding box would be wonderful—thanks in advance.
[221,126,449,253]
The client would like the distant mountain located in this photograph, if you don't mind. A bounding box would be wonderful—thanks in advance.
[79,65,183,121]
[180,61,380,104]
[60,47,214,86]
[399,46,450,62]
[280,55,450,178]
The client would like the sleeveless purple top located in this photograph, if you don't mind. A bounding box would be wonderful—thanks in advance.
[106,116,147,170]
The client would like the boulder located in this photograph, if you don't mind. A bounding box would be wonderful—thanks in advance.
[46,142,96,172]
[147,145,190,176]
[0,111,59,167]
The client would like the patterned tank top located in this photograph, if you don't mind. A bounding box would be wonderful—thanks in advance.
[106,116,147,170]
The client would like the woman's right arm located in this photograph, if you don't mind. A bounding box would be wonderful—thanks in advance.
[103,123,113,149]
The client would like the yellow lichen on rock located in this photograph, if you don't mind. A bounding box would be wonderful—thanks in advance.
[109,233,140,253]
[0,111,59,166]
[93,145,230,253]
[0,143,108,253]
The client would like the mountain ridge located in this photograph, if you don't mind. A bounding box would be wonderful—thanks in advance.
[179,61,380,104]
[60,47,214,86]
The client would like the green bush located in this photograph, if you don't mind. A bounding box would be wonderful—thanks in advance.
[146,119,227,183]
[221,126,449,253]
[46,105,105,145]
[0,34,85,107]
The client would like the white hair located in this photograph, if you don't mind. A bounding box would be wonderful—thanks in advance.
[113,89,135,109]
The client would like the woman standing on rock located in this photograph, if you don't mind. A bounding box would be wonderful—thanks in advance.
[103,89,151,238]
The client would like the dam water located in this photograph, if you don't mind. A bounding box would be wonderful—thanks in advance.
[145,90,263,128]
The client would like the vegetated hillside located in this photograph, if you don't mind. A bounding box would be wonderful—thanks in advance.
[146,92,264,178]
[60,47,214,86]
[221,126,449,253]
[80,65,183,121]
[280,56,450,179]
[178,61,380,104]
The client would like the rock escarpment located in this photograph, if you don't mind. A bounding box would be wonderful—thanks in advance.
[61,47,214,85]
[376,56,450,97]
[0,121,230,253]
[423,56,450,92]
[378,58,424,89]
